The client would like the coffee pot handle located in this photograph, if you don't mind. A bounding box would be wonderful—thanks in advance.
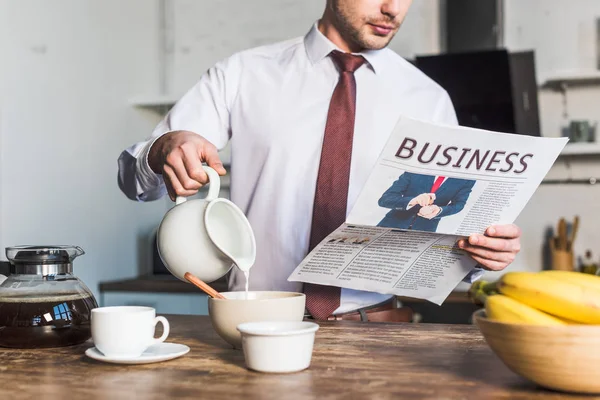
[175,166,221,205]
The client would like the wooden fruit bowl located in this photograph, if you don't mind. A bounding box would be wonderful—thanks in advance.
[473,309,600,394]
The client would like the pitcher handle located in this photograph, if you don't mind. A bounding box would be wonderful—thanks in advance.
[175,165,221,205]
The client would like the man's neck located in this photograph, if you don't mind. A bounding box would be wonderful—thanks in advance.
[317,17,361,53]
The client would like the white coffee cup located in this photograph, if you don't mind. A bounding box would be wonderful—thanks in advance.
[91,306,170,358]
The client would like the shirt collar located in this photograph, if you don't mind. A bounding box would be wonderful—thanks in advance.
[304,21,387,74]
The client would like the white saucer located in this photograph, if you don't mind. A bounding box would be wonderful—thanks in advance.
[85,343,190,365]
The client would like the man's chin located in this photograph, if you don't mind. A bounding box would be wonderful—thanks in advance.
[361,37,393,50]
[357,31,395,50]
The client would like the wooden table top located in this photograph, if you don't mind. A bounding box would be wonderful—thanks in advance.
[0,315,593,400]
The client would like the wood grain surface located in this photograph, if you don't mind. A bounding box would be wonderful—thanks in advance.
[0,315,595,400]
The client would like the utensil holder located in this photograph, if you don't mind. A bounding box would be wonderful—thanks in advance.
[551,249,574,271]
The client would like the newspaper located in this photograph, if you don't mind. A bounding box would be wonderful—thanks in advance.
[288,116,568,305]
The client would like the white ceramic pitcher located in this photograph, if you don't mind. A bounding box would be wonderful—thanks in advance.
[156,166,256,283]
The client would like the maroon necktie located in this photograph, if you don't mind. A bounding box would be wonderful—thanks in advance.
[304,50,366,321]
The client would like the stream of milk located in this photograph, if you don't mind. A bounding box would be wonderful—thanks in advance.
[232,256,254,300]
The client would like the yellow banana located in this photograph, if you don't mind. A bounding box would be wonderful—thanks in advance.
[539,270,600,291]
[468,280,486,295]
[485,293,567,325]
[497,271,600,324]
[468,280,490,305]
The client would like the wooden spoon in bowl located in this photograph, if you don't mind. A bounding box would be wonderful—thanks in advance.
[184,272,226,299]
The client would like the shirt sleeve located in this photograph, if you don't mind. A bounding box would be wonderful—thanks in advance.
[433,89,459,127]
[462,267,485,283]
[117,55,239,202]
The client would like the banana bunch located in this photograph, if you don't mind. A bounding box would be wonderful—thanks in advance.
[469,270,600,325]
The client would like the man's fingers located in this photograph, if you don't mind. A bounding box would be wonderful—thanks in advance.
[162,171,176,202]
[418,194,432,206]
[469,255,508,271]
[181,143,208,184]
[418,205,440,220]
[202,144,227,176]
[419,209,434,218]
[486,224,522,239]
[413,194,425,206]
[426,193,435,205]
[163,165,198,199]
[467,235,521,253]
[458,240,516,263]
[165,153,202,192]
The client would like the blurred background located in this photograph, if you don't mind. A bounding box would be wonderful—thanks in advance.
[1,0,600,321]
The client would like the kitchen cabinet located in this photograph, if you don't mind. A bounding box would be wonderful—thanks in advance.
[98,275,229,315]
[101,292,208,315]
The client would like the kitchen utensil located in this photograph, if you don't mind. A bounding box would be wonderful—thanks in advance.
[208,291,306,349]
[558,218,568,250]
[237,321,319,373]
[0,245,98,348]
[473,309,600,394]
[91,306,169,358]
[157,166,256,283]
[568,215,580,252]
[85,342,189,365]
[184,272,226,299]
[550,238,574,271]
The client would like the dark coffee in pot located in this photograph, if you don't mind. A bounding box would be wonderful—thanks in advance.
[0,293,97,348]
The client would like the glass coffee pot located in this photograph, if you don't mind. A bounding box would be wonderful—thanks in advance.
[0,245,98,348]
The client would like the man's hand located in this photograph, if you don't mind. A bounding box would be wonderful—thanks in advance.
[408,193,435,208]
[458,224,522,271]
[148,130,227,201]
[418,205,441,219]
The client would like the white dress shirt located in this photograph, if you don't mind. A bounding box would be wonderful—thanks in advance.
[118,22,482,315]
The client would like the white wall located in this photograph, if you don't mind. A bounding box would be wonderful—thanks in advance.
[507,0,600,268]
[455,0,600,288]
[504,0,600,84]
[0,0,167,299]
[0,0,7,255]
[168,0,441,95]
[504,0,600,136]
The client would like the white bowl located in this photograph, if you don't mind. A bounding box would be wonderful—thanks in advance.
[208,291,306,349]
[237,321,319,373]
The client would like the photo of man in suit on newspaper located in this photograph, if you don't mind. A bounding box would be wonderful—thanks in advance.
[377,172,476,232]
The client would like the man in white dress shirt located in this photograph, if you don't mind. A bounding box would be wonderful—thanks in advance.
[118,0,522,321]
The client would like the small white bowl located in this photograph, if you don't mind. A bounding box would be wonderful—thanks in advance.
[236,321,319,373]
